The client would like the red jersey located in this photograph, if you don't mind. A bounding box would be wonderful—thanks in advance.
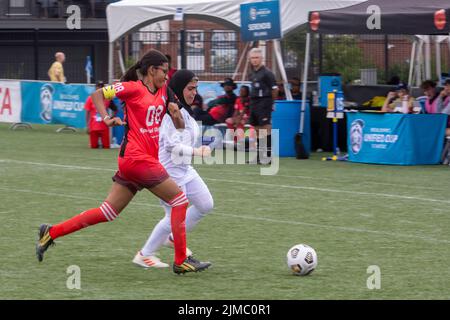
[103,81,169,161]
[84,96,111,131]
[234,97,250,117]
[209,105,229,122]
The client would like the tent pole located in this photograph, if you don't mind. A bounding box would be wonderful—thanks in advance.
[233,42,250,80]
[242,41,254,81]
[273,39,292,100]
[448,33,450,60]
[415,39,424,86]
[300,33,311,134]
[408,39,416,87]
[118,49,126,75]
[108,41,114,84]
[435,36,442,83]
[425,35,431,80]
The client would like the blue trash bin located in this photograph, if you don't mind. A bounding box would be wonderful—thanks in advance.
[272,100,310,157]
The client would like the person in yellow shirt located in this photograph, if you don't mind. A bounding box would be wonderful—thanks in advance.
[48,52,66,83]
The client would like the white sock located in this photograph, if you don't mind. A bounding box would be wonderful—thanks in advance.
[141,211,171,257]
[185,205,206,232]
[165,205,207,243]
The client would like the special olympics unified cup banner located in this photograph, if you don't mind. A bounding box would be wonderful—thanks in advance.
[21,81,95,128]
[347,112,447,165]
[0,80,22,123]
[2,80,246,128]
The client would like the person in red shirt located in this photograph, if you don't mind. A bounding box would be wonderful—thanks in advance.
[226,85,251,143]
[193,78,237,125]
[165,54,177,82]
[84,81,117,149]
[36,49,211,274]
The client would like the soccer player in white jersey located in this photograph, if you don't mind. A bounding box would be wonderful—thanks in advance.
[133,69,214,269]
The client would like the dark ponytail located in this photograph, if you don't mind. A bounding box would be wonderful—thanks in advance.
[120,49,168,82]
[121,63,140,82]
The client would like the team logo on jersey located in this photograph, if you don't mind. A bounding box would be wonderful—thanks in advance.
[40,84,54,123]
[350,119,364,154]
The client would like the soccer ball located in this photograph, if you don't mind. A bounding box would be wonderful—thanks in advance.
[286,244,318,276]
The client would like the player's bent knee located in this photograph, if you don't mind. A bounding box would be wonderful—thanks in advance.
[198,196,214,214]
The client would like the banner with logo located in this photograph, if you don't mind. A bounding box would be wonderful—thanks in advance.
[21,81,94,128]
[0,80,21,123]
[240,0,282,42]
[347,112,447,165]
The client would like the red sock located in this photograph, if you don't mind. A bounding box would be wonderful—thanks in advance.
[169,192,189,265]
[49,201,118,240]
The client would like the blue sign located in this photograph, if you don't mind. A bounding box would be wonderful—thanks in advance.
[240,0,281,42]
[21,81,94,128]
[347,112,447,165]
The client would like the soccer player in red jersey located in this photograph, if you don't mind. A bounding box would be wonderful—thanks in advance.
[84,81,116,149]
[36,49,210,274]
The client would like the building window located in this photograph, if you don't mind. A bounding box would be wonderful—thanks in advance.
[9,0,26,7]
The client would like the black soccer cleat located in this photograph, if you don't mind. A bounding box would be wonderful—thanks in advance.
[36,224,54,262]
[173,256,212,274]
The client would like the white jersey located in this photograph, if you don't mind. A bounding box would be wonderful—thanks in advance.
[158,108,200,186]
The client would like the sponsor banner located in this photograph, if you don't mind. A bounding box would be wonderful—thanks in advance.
[0,80,22,123]
[347,112,447,165]
[240,0,282,42]
[21,81,95,128]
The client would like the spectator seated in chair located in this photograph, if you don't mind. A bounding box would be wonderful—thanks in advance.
[194,77,237,126]
[421,80,441,114]
[289,77,303,100]
[225,85,252,144]
[381,82,418,114]
[437,79,450,138]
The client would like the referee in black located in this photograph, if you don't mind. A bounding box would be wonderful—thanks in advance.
[248,47,278,164]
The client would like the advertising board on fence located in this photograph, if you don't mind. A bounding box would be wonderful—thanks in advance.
[0,80,22,123]
[21,81,94,128]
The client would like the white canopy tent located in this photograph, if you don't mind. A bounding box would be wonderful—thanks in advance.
[409,35,450,87]
[106,0,367,132]
[106,0,366,43]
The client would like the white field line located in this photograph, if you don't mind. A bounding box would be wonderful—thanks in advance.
[1,159,449,205]
[0,185,449,245]
[0,159,114,172]
[197,167,449,192]
[203,177,450,205]
[2,158,447,192]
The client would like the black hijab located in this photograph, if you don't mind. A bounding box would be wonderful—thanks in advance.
[168,69,197,116]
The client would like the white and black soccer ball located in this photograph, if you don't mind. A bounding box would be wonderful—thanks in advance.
[286,244,318,276]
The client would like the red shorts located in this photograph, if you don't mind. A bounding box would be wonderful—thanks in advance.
[112,157,169,195]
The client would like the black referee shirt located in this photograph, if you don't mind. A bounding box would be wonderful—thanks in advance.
[249,65,277,99]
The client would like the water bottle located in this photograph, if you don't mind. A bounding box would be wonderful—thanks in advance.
[402,95,409,114]
[312,90,319,106]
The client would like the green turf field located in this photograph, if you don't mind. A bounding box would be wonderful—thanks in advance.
[1,123,450,300]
